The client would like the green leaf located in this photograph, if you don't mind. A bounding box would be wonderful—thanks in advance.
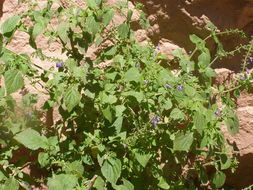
[198,51,210,69]
[212,171,226,188]
[124,68,140,82]
[57,22,69,44]
[189,34,203,44]
[170,108,185,121]
[87,16,100,34]
[4,70,24,94]
[63,86,81,112]
[32,22,44,39]
[47,174,78,190]
[118,23,129,38]
[102,106,113,122]
[101,157,121,184]
[115,105,126,117]
[158,177,170,189]
[38,152,50,167]
[66,161,84,176]
[127,10,133,22]
[193,112,206,134]
[94,176,105,190]
[225,114,239,135]
[184,84,196,97]
[86,0,98,9]
[133,149,151,168]
[103,10,114,26]
[180,59,195,73]
[173,132,193,151]
[1,177,19,190]
[14,129,48,150]
[0,15,20,35]
[112,116,123,135]
[113,178,134,190]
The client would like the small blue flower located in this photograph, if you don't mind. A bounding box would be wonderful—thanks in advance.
[153,51,158,56]
[167,84,171,89]
[143,80,147,84]
[177,85,183,91]
[246,69,250,74]
[123,144,127,149]
[241,76,246,81]
[215,109,222,115]
[151,116,156,121]
[156,116,161,122]
[151,120,158,126]
[156,46,160,50]
[249,57,253,62]
[136,63,140,67]
[188,51,192,54]
[56,62,64,68]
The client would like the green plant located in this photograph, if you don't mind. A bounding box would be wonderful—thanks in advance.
[0,0,252,189]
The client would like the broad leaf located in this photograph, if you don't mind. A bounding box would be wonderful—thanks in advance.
[14,129,48,150]
[4,70,24,94]
[47,174,78,190]
[101,157,121,184]
[133,149,151,168]
[1,177,19,190]
[86,0,98,9]
[225,114,239,135]
[32,22,44,39]
[124,68,140,82]
[57,22,69,44]
[212,171,226,188]
[118,23,129,38]
[173,132,193,151]
[0,15,20,35]
[193,112,206,134]
[63,86,81,112]
[103,10,114,26]
[170,108,185,121]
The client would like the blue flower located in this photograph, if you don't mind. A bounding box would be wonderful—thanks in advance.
[177,85,183,91]
[241,76,246,81]
[151,120,158,126]
[188,51,192,54]
[167,84,171,89]
[143,80,147,84]
[136,63,140,67]
[249,57,253,62]
[156,116,161,122]
[153,51,158,56]
[215,109,222,115]
[156,46,160,50]
[123,144,127,149]
[56,62,64,68]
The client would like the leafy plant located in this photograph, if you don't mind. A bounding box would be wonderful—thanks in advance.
[0,0,252,189]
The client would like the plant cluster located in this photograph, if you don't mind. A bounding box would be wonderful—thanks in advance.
[0,0,253,189]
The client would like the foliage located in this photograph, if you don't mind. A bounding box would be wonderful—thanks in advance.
[0,0,252,189]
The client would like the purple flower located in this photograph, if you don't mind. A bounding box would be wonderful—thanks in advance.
[167,84,172,89]
[215,109,222,115]
[156,116,161,122]
[143,80,147,84]
[188,51,192,54]
[151,120,158,126]
[177,85,183,91]
[56,62,64,68]
[249,57,253,62]
[153,51,158,56]
[246,69,250,74]
[241,76,246,81]
[123,144,127,149]
[136,63,140,67]
[156,46,160,50]
[151,116,156,121]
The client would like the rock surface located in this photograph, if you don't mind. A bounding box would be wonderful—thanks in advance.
[1,0,253,189]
